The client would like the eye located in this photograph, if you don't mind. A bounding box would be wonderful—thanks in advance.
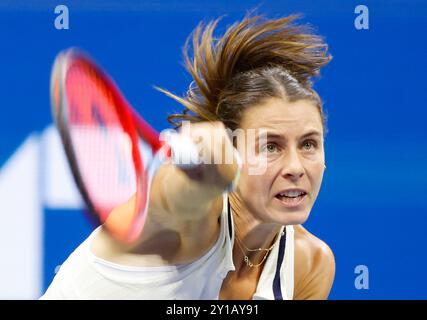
[302,140,317,151]
[262,143,280,154]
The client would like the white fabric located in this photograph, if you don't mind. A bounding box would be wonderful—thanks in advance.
[41,194,294,300]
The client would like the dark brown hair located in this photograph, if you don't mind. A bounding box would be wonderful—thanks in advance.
[157,14,332,132]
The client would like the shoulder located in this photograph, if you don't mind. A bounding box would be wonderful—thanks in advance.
[42,237,94,299]
[293,225,335,300]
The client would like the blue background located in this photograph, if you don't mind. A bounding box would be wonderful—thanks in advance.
[0,0,426,299]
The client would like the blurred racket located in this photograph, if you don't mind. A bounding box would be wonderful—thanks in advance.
[50,48,200,244]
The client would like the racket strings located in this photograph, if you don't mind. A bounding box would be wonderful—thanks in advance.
[65,62,138,222]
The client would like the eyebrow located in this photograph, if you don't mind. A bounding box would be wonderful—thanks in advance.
[299,130,322,139]
[261,130,322,140]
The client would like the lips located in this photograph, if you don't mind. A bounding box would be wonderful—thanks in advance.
[275,188,307,199]
[274,188,307,207]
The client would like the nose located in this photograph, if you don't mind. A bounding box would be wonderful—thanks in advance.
[280,148,304,181]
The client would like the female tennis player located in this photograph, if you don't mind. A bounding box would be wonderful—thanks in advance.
[42,13,335,300]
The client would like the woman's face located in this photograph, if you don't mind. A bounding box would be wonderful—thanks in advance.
[234,97,325,225]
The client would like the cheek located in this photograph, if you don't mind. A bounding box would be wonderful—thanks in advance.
[235,168,273,216]
[307,163,325,193]
[305,148,325,183]
[238,162,278,199]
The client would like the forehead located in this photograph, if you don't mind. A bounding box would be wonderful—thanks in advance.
[240,98,323,135]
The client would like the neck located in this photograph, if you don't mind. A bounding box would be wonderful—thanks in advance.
[229,194,282,273]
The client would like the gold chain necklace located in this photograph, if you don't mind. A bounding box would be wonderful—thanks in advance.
[234,229,285,268]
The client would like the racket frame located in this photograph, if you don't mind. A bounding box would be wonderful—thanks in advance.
[50,49,152,243]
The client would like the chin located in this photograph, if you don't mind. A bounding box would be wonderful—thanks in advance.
[274,209,311,226]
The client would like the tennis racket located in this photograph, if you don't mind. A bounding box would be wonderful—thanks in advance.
[50,48,200,244]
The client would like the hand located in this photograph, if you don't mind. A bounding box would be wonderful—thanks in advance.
[171,121,241,191]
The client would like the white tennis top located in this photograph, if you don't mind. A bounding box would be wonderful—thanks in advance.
[41,194,294,300]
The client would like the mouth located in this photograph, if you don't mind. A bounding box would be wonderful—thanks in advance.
[275,189,307,207]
